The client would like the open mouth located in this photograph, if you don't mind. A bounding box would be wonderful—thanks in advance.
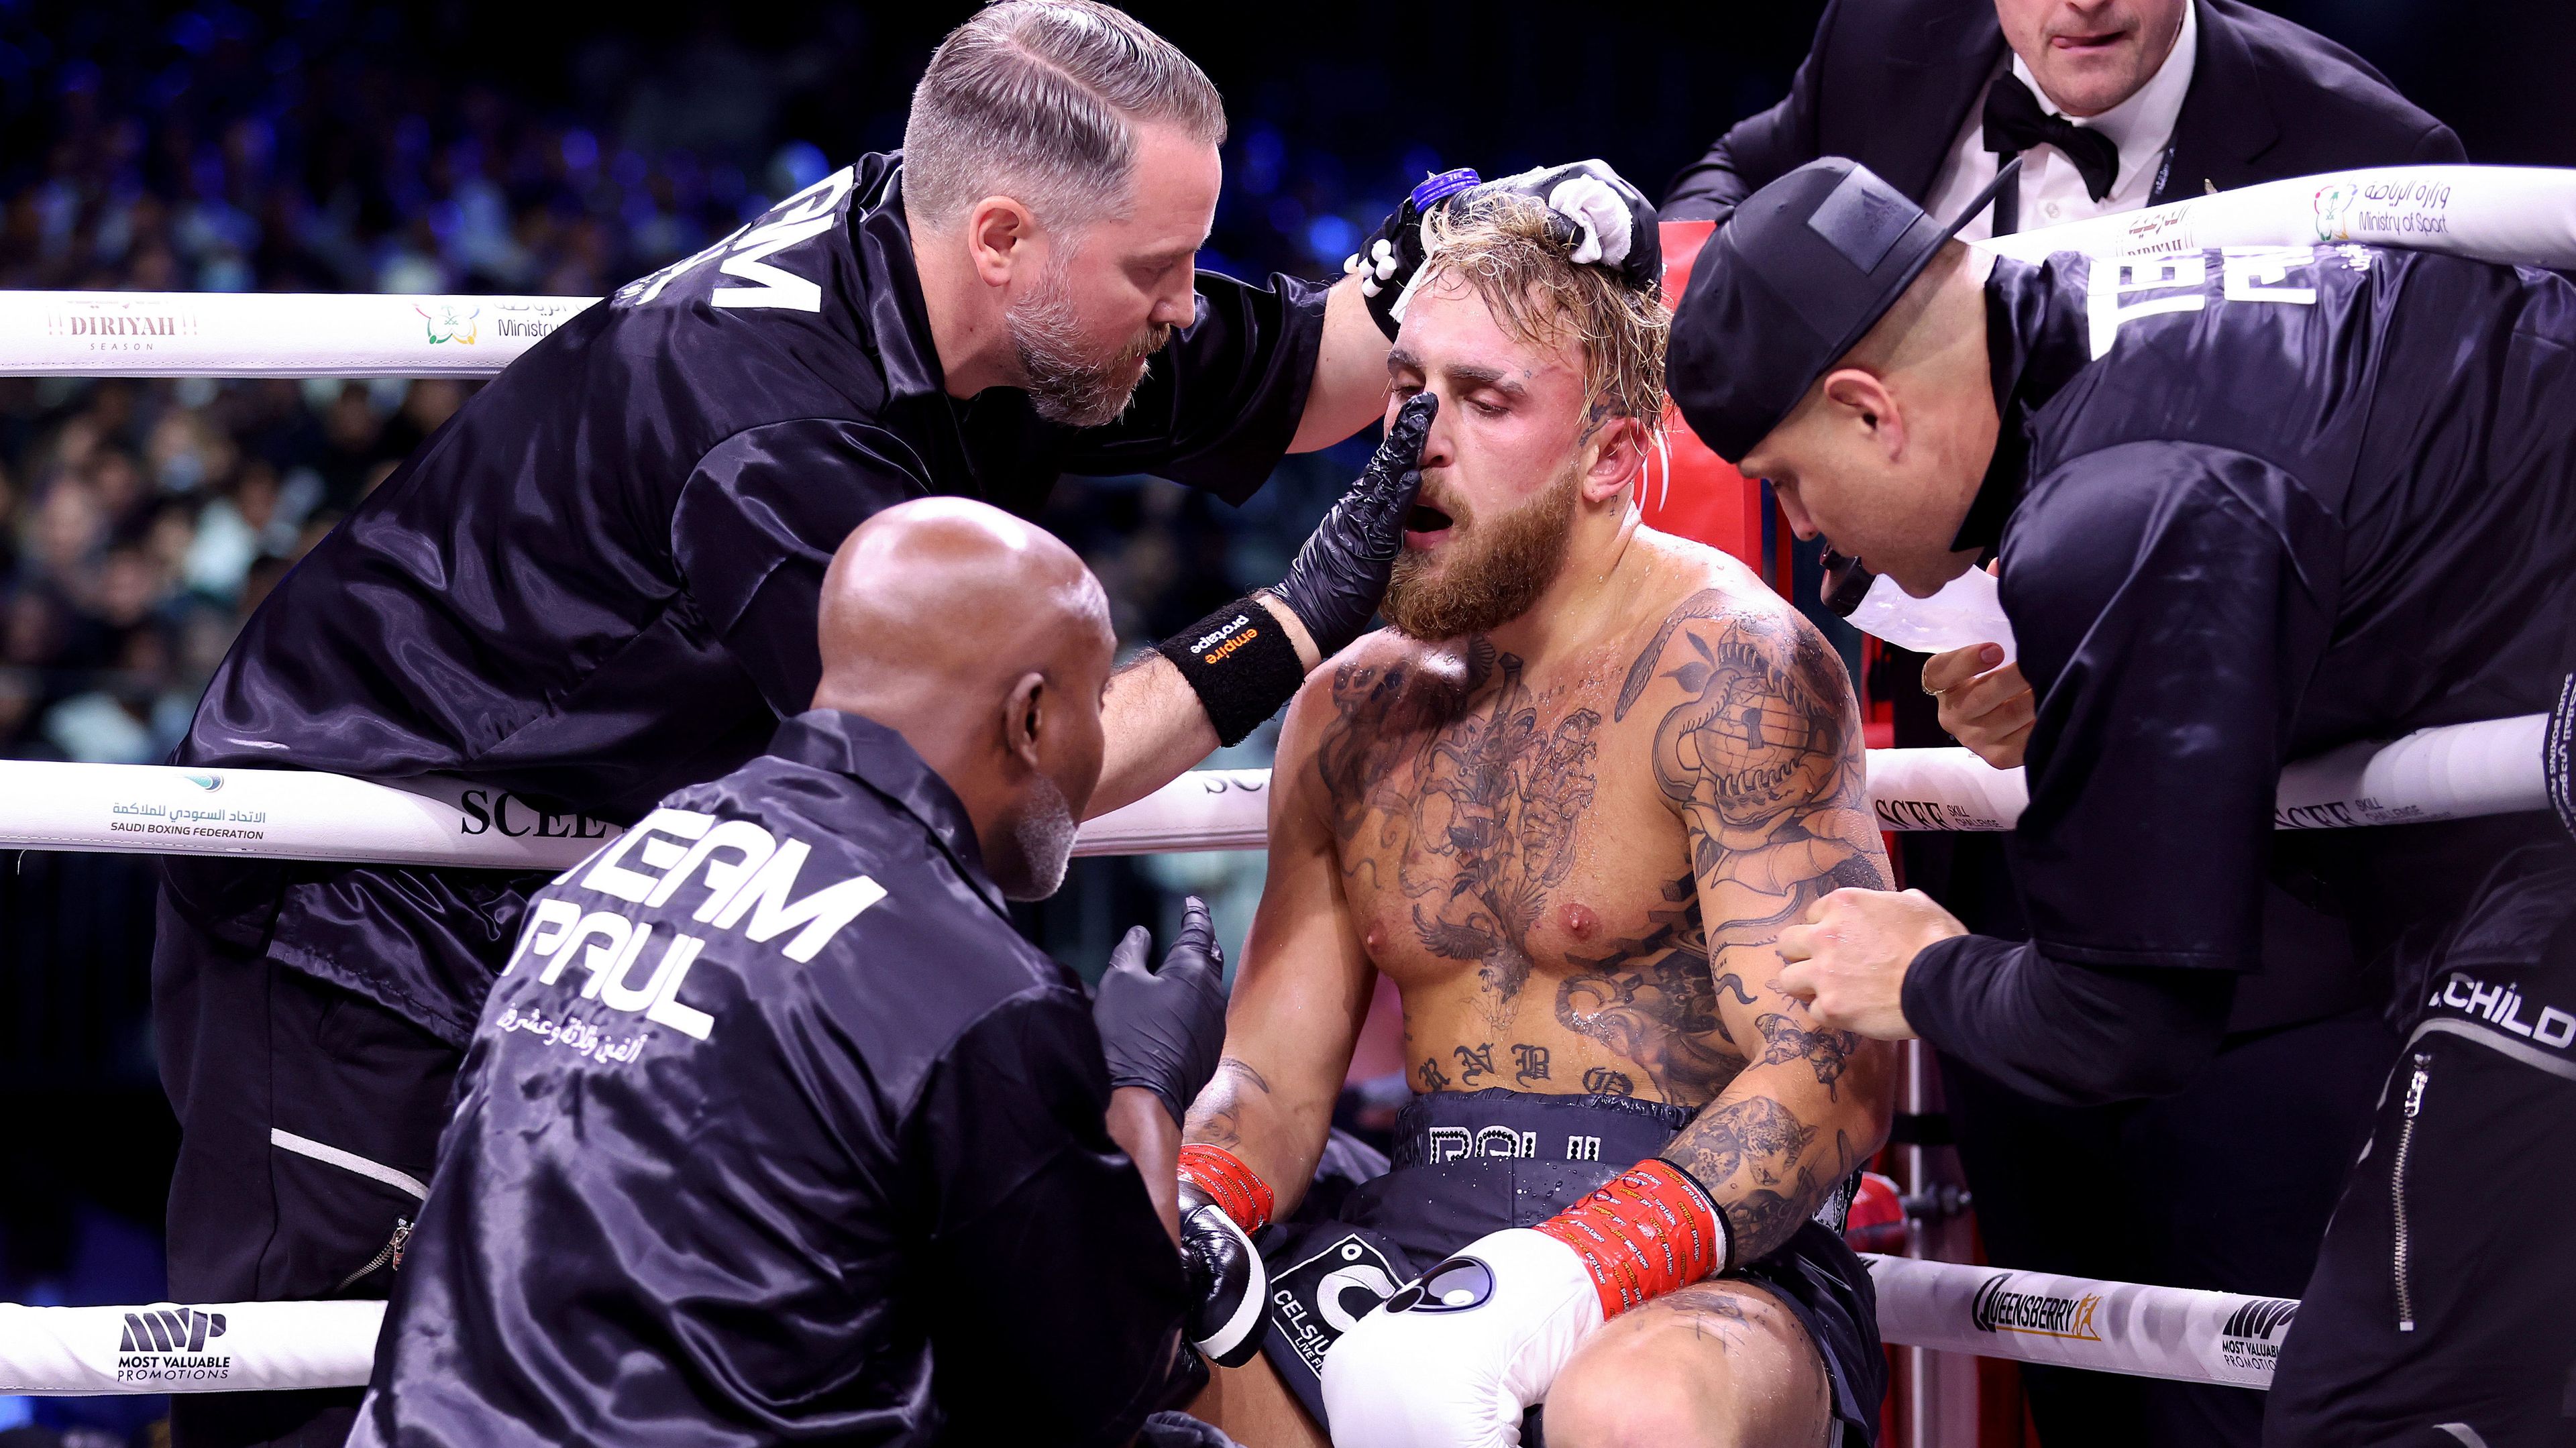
[1403,501,1456,546]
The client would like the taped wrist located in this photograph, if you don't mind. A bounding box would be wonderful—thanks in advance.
[1534,1157,1729,1318]
[1158,598,1305,748]
[1177,1144,1275,1233]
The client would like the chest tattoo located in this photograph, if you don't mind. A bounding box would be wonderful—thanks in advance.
[1554,875,1752,1107]
[1320,643,1599,1009]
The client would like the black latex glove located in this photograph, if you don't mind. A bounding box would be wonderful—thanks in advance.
[1468,159,1663,298]
[1269,392,1436,660]
[1094,896,1228,1127]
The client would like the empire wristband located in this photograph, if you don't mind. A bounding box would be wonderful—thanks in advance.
[1177,1144,1275,1233]
[1532,1157,1729,1319]
[1158,598,1307,748]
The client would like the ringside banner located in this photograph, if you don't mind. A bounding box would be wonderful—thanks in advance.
[0,291,597,378]
[0,1300,385,1395]
[1865,1256,2292,1390]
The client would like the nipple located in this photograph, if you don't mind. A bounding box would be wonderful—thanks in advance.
[1363,923,1388,956]
[1559,903,1599,940]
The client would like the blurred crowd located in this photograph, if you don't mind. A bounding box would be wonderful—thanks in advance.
[0,0,1450,777]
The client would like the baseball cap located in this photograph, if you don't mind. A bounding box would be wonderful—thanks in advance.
[1668,157,2019,464]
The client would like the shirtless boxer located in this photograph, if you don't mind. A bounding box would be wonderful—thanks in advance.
[1177,195,1896,1448]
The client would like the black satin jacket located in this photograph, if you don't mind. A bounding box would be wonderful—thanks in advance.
[1916,247,2576,1032]
[350,710,1186,1448]
[162,152,1326,1044]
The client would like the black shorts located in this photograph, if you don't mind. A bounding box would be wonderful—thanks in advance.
[1254,1088,1884,1446]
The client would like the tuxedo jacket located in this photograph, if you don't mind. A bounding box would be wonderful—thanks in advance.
[1666,0,2463,219]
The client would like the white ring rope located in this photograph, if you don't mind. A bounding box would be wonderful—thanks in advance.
[0,1256,2294,1396]
[0,712,2545,871]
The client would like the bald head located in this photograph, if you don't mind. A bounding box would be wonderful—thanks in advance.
[816,498,1115,899]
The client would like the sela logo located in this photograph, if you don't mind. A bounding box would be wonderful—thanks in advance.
[415,302,479,344]
[115,1306,233,1382]
[1970,1274,2104,1341]
[458,789,614,840]
[2217,1296,2296,1374]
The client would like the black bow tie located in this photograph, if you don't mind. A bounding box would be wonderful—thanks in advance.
[1982,72,2121,203]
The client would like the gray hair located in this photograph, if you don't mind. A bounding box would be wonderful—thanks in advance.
[903,1,1227,233]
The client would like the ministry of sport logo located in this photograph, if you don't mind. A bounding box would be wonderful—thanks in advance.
[2312,182,2360,241]
[115,1306,233,1382]
[1970,1274,2104,1342]
[415,302,480,345]
[2218,1297,2297,1375]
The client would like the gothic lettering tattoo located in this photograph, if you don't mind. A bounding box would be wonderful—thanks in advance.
[1417,1056,1452,1093]
[1454,1042,1497,1084]
[1511,1043,1551,1084]
[1582,1066,1635,1097]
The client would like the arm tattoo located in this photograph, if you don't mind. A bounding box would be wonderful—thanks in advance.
[1755,1012,1860,1101]
[1182,1057,1272,1150]
[1664,1095,1826,1262]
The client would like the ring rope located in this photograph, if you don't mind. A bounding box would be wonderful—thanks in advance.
[1,712,2545,872]
[0,1257,2292,1396]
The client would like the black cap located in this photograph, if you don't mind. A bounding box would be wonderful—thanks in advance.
[1668,157,2018,464]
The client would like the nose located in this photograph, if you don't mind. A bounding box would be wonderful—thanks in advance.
[1405,389,1457,472]
[1770,484,1821,541]
[1152,264,1198,329]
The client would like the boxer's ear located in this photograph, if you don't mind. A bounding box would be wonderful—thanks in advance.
[1580,412,1648,502]
[966,196,1040,288]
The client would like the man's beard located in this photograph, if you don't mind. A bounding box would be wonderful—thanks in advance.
[1381,466,1582,641]
[994,770,1079,902]
[1007,260,1171,428]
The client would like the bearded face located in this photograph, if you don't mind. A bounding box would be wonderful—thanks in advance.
[1381,461,1584,641]
[1006,252,1175,429]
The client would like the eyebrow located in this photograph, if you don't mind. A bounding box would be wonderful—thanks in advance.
[1385,349,1527,399]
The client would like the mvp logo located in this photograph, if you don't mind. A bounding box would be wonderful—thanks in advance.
[116,1307,235,1383]
[1970,1275,2104,1341]
[2218,1296,2298,1375]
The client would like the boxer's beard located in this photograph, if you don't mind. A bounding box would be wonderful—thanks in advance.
[1381,465,1582,641]
[1008,258,1171,428]
[995,771,1079,901]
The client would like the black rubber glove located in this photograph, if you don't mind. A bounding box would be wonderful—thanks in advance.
[1468,159,1663,298]
[1347,167,1481,339]
[1093,896,1228,1128]
[1268,392,1436,660]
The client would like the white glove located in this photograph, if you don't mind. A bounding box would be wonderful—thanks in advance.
[1319,1227,1605,1448]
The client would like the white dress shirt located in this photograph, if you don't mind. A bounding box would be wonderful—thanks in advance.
[1925,0,2200,239]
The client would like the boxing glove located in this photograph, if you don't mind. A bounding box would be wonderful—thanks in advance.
[1179,1181,1267,1368]
[1322,1159,1726,1448]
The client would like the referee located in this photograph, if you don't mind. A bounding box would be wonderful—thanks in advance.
[1674,158,2576,1447]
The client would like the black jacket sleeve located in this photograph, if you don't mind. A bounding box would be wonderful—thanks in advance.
[1662,0,1840,220]
[1903,935,2235,1104]
[1997,441,2337,973]
[917,987,1189,1447]
[1059,270,1330,504]
[672,418,929,718]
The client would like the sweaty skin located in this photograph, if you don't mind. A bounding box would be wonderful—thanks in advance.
[1183,270,1896,1447]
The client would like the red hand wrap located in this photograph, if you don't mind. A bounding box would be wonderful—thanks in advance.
[1534,1158,1728,1318]
[1177,1145,1275,1233]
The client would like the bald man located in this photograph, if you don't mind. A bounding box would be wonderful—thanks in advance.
[351,498,1232,1448]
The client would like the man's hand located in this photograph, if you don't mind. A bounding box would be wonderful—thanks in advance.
[1923,642,2033,769]
[1776,889,1967,1040]
[1266,392,1436,659]
[1094,897,1228,1127]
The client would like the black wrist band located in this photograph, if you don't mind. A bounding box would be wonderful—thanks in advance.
[1158,596,1307,747]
